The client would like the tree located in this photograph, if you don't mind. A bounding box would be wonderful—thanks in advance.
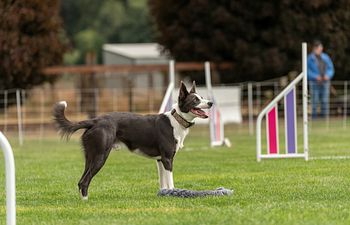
[149,0,350,82]
[0,0,67,90]
[60,0,154,117]
[60,0,154,64]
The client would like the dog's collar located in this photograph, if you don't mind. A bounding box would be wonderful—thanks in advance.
[171,109,195,128]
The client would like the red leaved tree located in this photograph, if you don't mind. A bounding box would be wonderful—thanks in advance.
[0,0,67,90]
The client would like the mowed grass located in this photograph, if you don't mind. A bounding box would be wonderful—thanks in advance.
[0,120,350,225]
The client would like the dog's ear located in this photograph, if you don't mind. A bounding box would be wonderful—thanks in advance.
[179,81,189,101]
[190,80,196,93]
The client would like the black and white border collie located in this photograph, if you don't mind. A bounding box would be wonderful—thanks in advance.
[53,81,212,200]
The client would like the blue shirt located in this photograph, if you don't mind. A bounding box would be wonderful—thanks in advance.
[307,52,334,81]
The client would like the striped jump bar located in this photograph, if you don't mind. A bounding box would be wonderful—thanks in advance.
[209,97,224,146]
[267,87,297,155]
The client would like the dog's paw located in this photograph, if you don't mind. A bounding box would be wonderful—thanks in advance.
[79,189,88,201]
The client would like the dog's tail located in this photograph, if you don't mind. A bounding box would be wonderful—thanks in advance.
[53,101,94,139]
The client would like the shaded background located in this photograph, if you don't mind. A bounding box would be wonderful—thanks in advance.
[1,0,350,91]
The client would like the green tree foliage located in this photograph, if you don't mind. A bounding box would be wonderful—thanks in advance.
[149,0,350,82]
[0,0,67,89]
[61,0,154,64]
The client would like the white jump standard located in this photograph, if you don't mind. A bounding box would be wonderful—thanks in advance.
[256,43,309,162]
[0,132,16,225]
[204,62,231,147]
[159,60,231,147]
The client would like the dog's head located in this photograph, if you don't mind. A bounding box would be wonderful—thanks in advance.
[178,81,213,119]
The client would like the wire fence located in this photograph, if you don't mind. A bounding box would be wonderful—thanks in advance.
[0,80,349,143]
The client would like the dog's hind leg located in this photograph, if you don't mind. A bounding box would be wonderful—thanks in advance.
[78,127,115,200]
[77,150,90,187]
[78,150,111,200]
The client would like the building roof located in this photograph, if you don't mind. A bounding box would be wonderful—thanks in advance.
[103,43,167,60]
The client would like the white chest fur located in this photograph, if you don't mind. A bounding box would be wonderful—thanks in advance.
[164,111,189,152]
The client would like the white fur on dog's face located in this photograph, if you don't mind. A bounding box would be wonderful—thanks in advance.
[186,93,212,119]
[193,94,211,109]
[178,81,213,120]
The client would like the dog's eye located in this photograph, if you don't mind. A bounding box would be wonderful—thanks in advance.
[195,97,200,102]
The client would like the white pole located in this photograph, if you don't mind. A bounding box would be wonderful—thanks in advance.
[256,107,262,162]
[204,62,213,93]
[21,90,25,138]
[15,90,23,146]
[302,42,309,161]
[205,62,215,146]
[248,83,254,135]
[158,60,175,113]
[205,61,228,146]
[169,60,175,105]
[0,132,16,225]
[169,60,175,86]
[169,60,175,103]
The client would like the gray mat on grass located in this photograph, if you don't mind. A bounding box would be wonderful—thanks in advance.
[158,187,233,198]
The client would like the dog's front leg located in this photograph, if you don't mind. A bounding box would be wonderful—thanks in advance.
[161,158,174,189]
[156,160,167,189]
[164,170,174,189]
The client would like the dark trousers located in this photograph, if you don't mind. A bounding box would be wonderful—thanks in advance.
[310,81,330,118]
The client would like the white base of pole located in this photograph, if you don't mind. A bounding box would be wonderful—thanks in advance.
[259,153,308,160]
[211,138,231,148]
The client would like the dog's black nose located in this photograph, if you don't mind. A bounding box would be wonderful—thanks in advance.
[208,102,213,107]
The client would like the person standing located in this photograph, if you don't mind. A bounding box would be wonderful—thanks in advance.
[307,40,334,118]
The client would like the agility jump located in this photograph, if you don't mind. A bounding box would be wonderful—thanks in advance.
[159,60,230,147]
[256,43,309,162]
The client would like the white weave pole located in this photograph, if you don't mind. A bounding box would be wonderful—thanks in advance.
[169,60,175,88]
[204,62,230,147]
[159,60,175,113]
[302,42,309,160]
[0,132,16,225]
[204,62,213,92]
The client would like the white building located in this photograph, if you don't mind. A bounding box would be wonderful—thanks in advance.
[102,43,169,89]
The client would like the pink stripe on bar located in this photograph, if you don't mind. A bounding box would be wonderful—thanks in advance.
[267,106,278,154]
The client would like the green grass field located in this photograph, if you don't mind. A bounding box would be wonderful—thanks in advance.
[1,121,350,225]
